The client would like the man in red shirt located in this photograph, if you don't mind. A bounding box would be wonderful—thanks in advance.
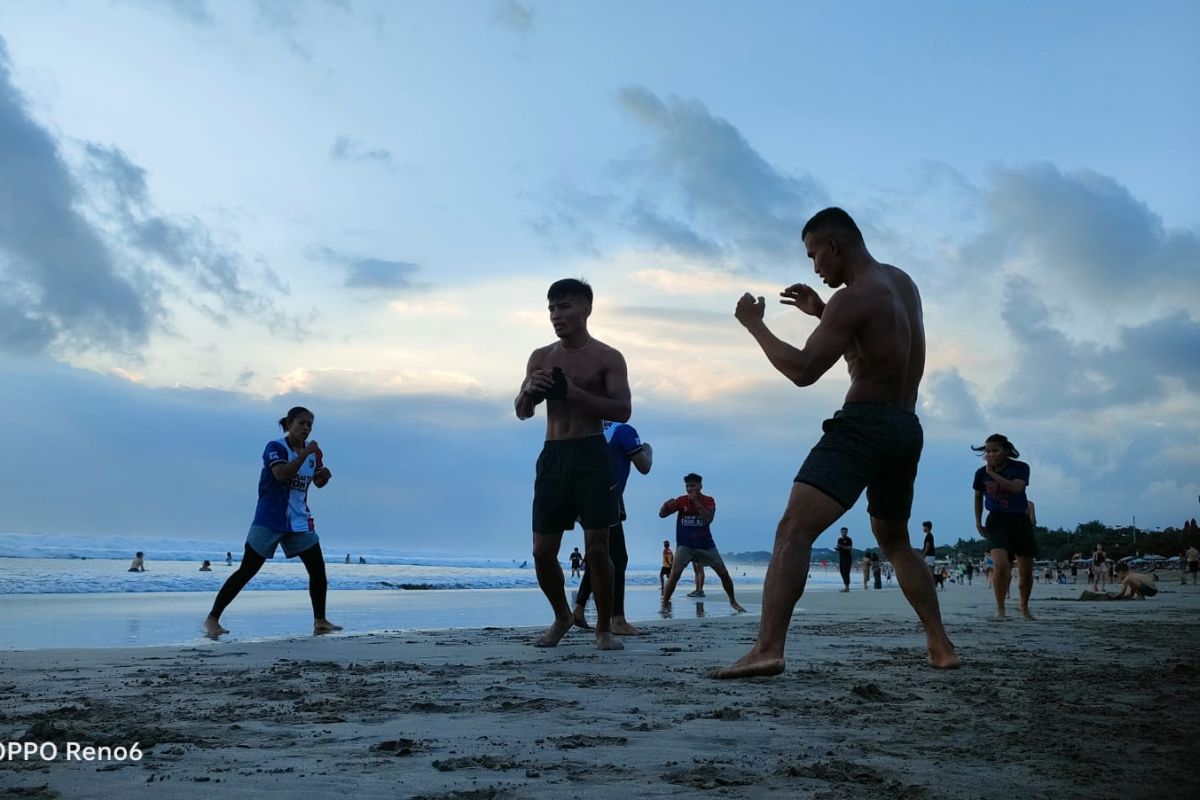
[658,474,746,613]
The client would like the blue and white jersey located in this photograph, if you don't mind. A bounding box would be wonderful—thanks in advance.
[252,438,317,533]
[603,422,643,496]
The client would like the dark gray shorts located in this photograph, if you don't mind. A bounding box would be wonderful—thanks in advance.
[794,403,923,521]
[532,435,618,535]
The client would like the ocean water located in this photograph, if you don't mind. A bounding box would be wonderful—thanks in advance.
[0,532,857,650]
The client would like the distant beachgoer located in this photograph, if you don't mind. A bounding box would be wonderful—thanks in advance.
[1092,544,1108,592]
[358,556,366,565]
[1070,561,1078,584]
[872,558,882,589]
[519,560,528,569]
[1079,565,1158,600]
[921,521,936,576]
[861,552,872,590]
[516,278,629,650]
[1186,545,1199,585]
[935,567,947,591]
[965,560,975,585]
[128,552,145,572]
[200,560,212,572]
[659,474,745,613]
[573,419,654,635]
[569,547,584,578]
[345,553,351,564]
[713,208,958,679]
[836,527,853,592]
[203,406,341,638]
[660,540,674,592]
[884,563,894,585]
[973,433,1035,621]
[225,551,233,566]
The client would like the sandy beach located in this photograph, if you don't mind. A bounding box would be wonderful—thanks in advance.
[3,580,1198,799]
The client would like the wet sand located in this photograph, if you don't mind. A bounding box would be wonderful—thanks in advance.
[2,580,1198,799]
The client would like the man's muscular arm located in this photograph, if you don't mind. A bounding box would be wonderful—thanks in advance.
[735,291,856,387]
[562,349,632,423]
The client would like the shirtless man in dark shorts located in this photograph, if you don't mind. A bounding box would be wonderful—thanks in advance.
[516,278,631,651]
[713,207,959,679]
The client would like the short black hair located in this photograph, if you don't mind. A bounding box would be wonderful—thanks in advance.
[840,527,848,533]
[922,521,933,529]
[683,473,703,484]
[801,207,864,245]
[547,278,593,304]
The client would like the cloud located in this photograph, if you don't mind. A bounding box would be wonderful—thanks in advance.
[0,39,154,355]
[962,162,1200,306]
[532,89,827,268]
[997,276,1200,413]
[273,367,483,399]
[330,135,395,168]
[613,86,827,266]
[309,246,425,291]
[920,368,985,432]
[493,0,533,33]
[130,0,215,26]
[83,143,278,321]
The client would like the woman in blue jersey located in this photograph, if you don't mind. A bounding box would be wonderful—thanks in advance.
[203,407,341,637]
[972,433,1035,621]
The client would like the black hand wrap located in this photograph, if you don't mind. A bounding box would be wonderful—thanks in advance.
[544,367,568,400]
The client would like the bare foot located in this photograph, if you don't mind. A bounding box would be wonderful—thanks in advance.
[927,643,961,669]
[729,601,746,613]
[595,631,625,651]
[611,619,644,636]
[203,616,229,637]
[314,619,343,634]
[535,616,573,647]
[1018,605,1035,620]
[990,612,1008,622]
[709,654,785,680]
[571,609,592,630]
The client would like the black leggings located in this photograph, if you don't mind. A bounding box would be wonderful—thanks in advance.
[575,524,629,617]
[209,542,329,620]
[838,556,852,588]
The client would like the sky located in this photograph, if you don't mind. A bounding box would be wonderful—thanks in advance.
[0,0,1197,561]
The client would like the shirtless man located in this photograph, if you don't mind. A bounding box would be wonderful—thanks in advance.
[516,278,631,651]
[713,207,959,679]
[1080,564,1159,600]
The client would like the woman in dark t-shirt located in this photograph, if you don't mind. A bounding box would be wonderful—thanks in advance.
[972,433,1035,621]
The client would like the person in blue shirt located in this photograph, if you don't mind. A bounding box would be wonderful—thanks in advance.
[203,406,340,637]
[972,433,1035,621]
[572,420,653,635]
